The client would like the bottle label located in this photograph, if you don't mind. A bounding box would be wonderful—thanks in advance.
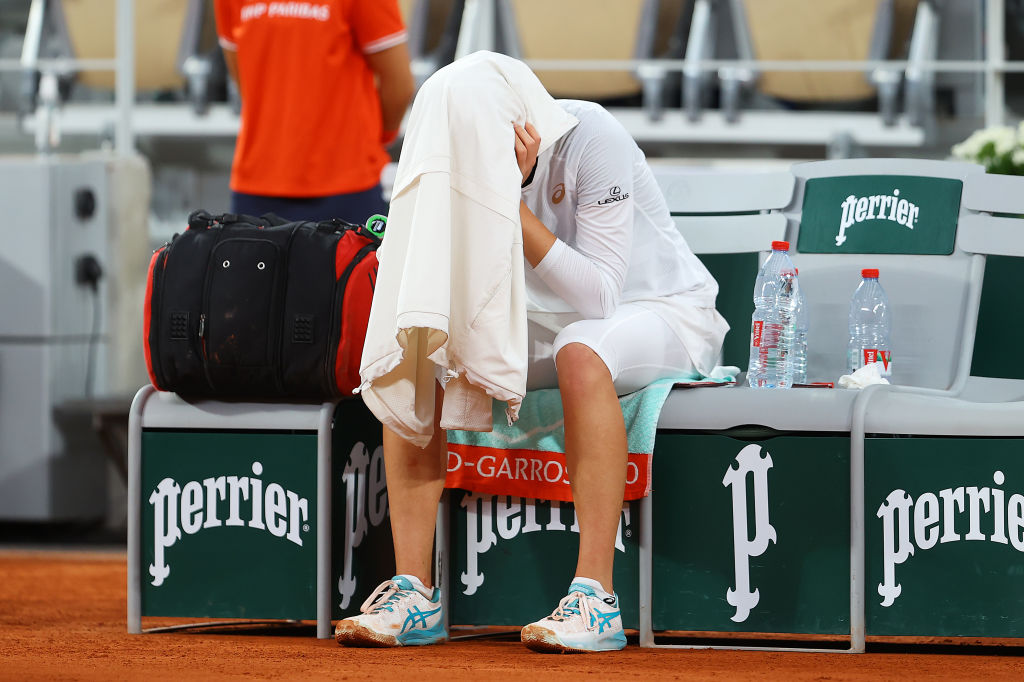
[751,320,763,348]
[863,349,893,376]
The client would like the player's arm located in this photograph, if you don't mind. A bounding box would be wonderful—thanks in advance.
[514,123,557,267]
[516,121,633,319]
[520,202,558,268]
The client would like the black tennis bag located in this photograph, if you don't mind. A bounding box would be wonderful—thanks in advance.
[144,210,382,401]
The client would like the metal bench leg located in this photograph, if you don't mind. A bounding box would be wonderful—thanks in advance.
[317,402,335,639]
[127,385,156,635]
[436,491,451,633]
[639,492,654,647]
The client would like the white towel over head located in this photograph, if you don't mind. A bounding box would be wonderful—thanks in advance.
[359,52,579,447]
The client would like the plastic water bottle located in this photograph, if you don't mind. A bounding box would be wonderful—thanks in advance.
[792,268,809,385]
[747,241,798,389]
[847,268,892,378]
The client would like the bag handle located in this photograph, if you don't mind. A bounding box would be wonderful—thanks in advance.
[314,217,362,233]
[186,210,290,231]
[187,209,218,231]
[257,212,290,226]
[312,215,385,245]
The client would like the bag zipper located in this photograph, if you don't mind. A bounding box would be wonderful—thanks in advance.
[198,232,225,392]
[200,236,282,393]
[274,224,303,395]
[197,310,209,379]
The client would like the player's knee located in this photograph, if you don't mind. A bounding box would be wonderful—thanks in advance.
[555,342,612,394]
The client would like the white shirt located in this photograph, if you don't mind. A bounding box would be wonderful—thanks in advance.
[522,100,729,374]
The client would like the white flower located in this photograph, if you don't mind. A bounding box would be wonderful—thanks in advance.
[1012,148,1024,168]
[951,129,990,159]
[988,126,1018,155]
[951,132,982,160]
[952,125,1021,160]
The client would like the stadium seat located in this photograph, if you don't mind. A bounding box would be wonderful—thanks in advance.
[686,0,933,129]
[651,164,793,364]
[654,158,994,390]
[737,0,897,102]
[24,0,212,113]
[494,0,676,120]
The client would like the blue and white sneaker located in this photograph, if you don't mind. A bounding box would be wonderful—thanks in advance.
[521,582,627,653]
[335,576,447,647]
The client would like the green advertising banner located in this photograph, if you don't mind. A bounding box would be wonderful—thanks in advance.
[448,492,640,628]
[798,175,962,255]
[651,433,850,634]
[866,437,1024,637]
[141,430,318,620]
[331,399,396,620]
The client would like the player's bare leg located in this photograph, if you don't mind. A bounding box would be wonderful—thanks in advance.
[522,342,627,653]
[384,381,447,587]
[336,382,447,647]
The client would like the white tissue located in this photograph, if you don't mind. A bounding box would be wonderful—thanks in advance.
[838,362,891,389]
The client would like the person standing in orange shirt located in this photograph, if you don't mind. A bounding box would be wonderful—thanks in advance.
[215,0,415,222]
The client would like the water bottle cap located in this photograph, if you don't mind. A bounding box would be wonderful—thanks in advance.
[771,240,790,251]
[862,268,879,278]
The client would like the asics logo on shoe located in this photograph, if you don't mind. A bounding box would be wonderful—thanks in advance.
[602,597,617,606]
[400,605,442,634]
[589,608,620,634]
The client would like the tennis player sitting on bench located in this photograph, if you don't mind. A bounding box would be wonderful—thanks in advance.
[335,52,727,653]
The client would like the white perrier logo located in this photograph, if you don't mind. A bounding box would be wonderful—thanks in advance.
[836,189,919,246]
[334,447,632,606]
[877,471,1024,607]
[149,461,309,587]
[722,444,776,623]
[461,493,631,596]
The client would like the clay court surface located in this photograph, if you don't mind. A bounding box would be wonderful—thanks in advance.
[2,551,1023,680]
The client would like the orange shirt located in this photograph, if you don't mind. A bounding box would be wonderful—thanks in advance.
[215,0,406,197]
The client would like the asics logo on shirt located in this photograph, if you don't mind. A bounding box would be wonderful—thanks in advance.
[552,183,565,204]
[597,186,629,205]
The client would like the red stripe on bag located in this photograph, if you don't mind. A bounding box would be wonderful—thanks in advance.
[143,247,164,390]
[334,231,378,394]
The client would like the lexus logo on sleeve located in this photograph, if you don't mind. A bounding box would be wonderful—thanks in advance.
[597,185,629,205]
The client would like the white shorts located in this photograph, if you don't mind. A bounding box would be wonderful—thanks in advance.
[525,303,696,395]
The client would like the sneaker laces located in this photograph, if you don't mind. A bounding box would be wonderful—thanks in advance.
[548,590,598,632]
[359,579,405,614]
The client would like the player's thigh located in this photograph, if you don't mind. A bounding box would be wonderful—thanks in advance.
[552,305,695,395]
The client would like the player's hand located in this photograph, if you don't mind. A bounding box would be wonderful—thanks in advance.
[514,122,540,184]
